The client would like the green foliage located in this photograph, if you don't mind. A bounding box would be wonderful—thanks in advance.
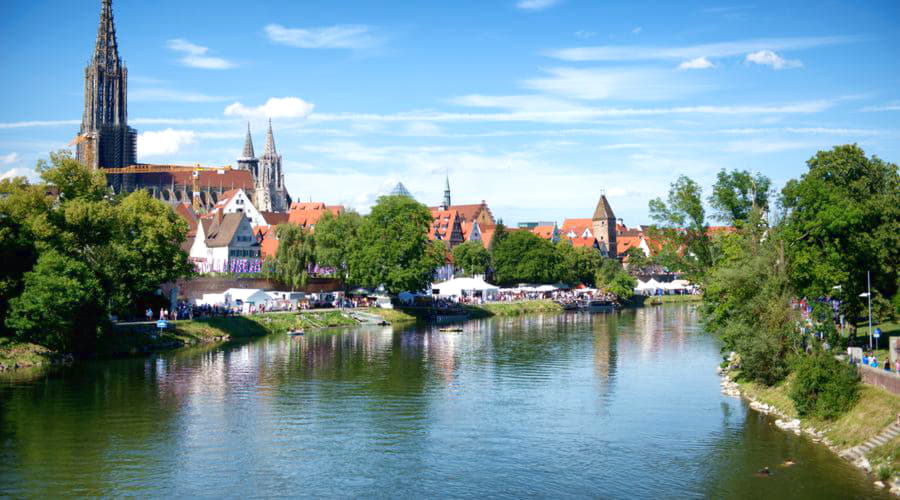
[555,241,602,286]
[790,351,860,420]
[622,246,652,274]
[648,175,715,280]
[349,195,443,293]
[2,152,193,350]
[594,258,636,301]
[490,230,561,286]
[314,210,362,285]
[452,241,491,277]
[781,144,899,324]
[6,251,106,352]
[268,224,315,291]
[709,169,771,224]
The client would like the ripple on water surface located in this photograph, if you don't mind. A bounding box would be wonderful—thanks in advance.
[0,306,890,498]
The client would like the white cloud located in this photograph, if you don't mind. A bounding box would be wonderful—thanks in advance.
[224,97,315,119]
[521,67,706,101]
[722,138,811,153]
[0,168,34,181]
[545,35,859,61]
[1,152,19,165]
[166,39,236,70]
[131,88,232,103]
[745,50,801,69]
[632,27,642,35]
[403,122,444,136]
[678,56,715,70]
[264,24,383,49]
[516,0,561,11]
[450,94,583,112]
[137,129,197,157]
[0,120,79,129]
[860,101,900,112]
[574,30,596,39]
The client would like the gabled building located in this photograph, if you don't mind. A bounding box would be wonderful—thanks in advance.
[560,218,601,250]
[592,194,617,258]
[530,223,560,244]
[189,212,261,274]
[209,188,267,227]
[429,208,465,248]
[287,202,344,233]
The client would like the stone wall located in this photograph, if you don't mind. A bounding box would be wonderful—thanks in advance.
[858,365,900,395]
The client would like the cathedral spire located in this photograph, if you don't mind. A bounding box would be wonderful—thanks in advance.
[94,0,120,68]
[264,118,276,156]
[241,122,255,159]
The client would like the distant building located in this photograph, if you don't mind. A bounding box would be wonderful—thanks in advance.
[287,202,344,233]
[74,0,136,170]
[428,208,465,248]
[389,182,415,199]
[190,212,261,274]
[530,223,560,244]
[560,218,601,251]
[73,1,291,214]
[592,194,617,258]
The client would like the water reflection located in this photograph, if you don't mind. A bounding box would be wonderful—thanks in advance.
[0,305,887,498]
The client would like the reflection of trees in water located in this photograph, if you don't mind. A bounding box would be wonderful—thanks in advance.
[0,358,183,496]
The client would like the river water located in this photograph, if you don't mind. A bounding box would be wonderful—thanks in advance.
[0,305,887,498]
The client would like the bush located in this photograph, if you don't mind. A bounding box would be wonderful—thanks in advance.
[731,323,791,386]
[789,351,860,420]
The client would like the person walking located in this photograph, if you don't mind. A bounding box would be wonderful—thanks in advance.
[146,308,153,321]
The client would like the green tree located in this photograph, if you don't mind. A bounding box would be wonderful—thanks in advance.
[622,246,652,274]
[314,210,362,287]
[781,145,899,323]
[490,230,561,286]
[709,169,771,224]
[349,195,443,293]
[790,351,860,420]
[555,241,602,286]
[594,258,636,301]
[3,152,194,348]
[452,241,491,277]
[648,175,715,280]
[267,224,316,291]
[6,251,106,352]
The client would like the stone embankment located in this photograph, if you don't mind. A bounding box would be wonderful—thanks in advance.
[719,358,900,495]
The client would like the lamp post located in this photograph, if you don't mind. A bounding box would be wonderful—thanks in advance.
[859,271,872,350]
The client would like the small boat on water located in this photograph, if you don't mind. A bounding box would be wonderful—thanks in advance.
[439,327,463,333]
[580,300,616,313]
[287,329,305,336]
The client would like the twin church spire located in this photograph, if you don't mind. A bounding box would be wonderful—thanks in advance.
[238,120,288,212]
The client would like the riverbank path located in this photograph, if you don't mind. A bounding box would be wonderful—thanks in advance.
[839,418,900,462]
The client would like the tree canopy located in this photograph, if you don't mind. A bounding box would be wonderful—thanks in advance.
[709,169,771,224]
[314,210,362,287]
[490,230,561,286]
[648,175,715,279]
[1,151,193,351]
[267,223,315,291]
[452,241,491,277]
[349,195,443,293]
[780,144,899,322]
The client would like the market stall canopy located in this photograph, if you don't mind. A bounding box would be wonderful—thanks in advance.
[635,279,663,291]
[432,277,500,297]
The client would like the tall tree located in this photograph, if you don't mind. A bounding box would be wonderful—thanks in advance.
[314,210,362,288]
[491,230,561,286]
[781,144,899,323]
[555,241,602,286]
[709,169,771,224]
[267,224,315,291]
[349,195,443,293]
[452,241,491,277]
[594,258,636,301]
[648,175,714,279]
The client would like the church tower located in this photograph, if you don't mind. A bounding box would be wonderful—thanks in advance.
[592,193,617,258]
[254,120,289,212]
[76,0,137,169]
[236,123,258,178]
[441,173,451,210]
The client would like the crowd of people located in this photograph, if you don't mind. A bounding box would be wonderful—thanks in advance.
[853,352,900,374]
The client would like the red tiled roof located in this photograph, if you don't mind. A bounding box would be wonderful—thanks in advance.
[174,202,198,237]
[616,235,644,255]
[531,225,556,240]
[124,169,254,191]
[259,211,290,226]
[287,202,344,232]
[479,225,496,250]
[429,208,460,241]
[561,234,599,249]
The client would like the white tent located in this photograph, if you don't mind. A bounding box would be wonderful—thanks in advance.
[635,279,662,291]
[534,284,558,292]
[432,277,500,299]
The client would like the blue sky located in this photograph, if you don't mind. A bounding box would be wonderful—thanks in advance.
[1,0,898,225]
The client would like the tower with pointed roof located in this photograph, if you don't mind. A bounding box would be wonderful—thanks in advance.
[236,123,259,179]
[76,0,137,170]
[253,119,289,212]
[591,193,617,258]
[441,174,451,210]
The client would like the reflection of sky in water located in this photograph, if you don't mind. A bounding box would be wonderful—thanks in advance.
[0,305,888,498]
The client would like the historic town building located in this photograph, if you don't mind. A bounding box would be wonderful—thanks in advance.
[592,194,618,258]
[73,0,291,214]
[74,0,137,170]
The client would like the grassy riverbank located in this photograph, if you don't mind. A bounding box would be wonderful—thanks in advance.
[737,375,900,471]
[0,338,54,371]
[646,294,703,305]
[366,299,565,323]
[2,310,360,371]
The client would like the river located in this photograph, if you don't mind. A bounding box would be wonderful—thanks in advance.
[0,305,887,498]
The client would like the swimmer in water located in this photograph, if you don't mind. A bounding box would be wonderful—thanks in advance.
[756,466,771,477]
[782,459,795,467]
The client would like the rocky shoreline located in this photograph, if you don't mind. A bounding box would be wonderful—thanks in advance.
[719,365,900,495]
